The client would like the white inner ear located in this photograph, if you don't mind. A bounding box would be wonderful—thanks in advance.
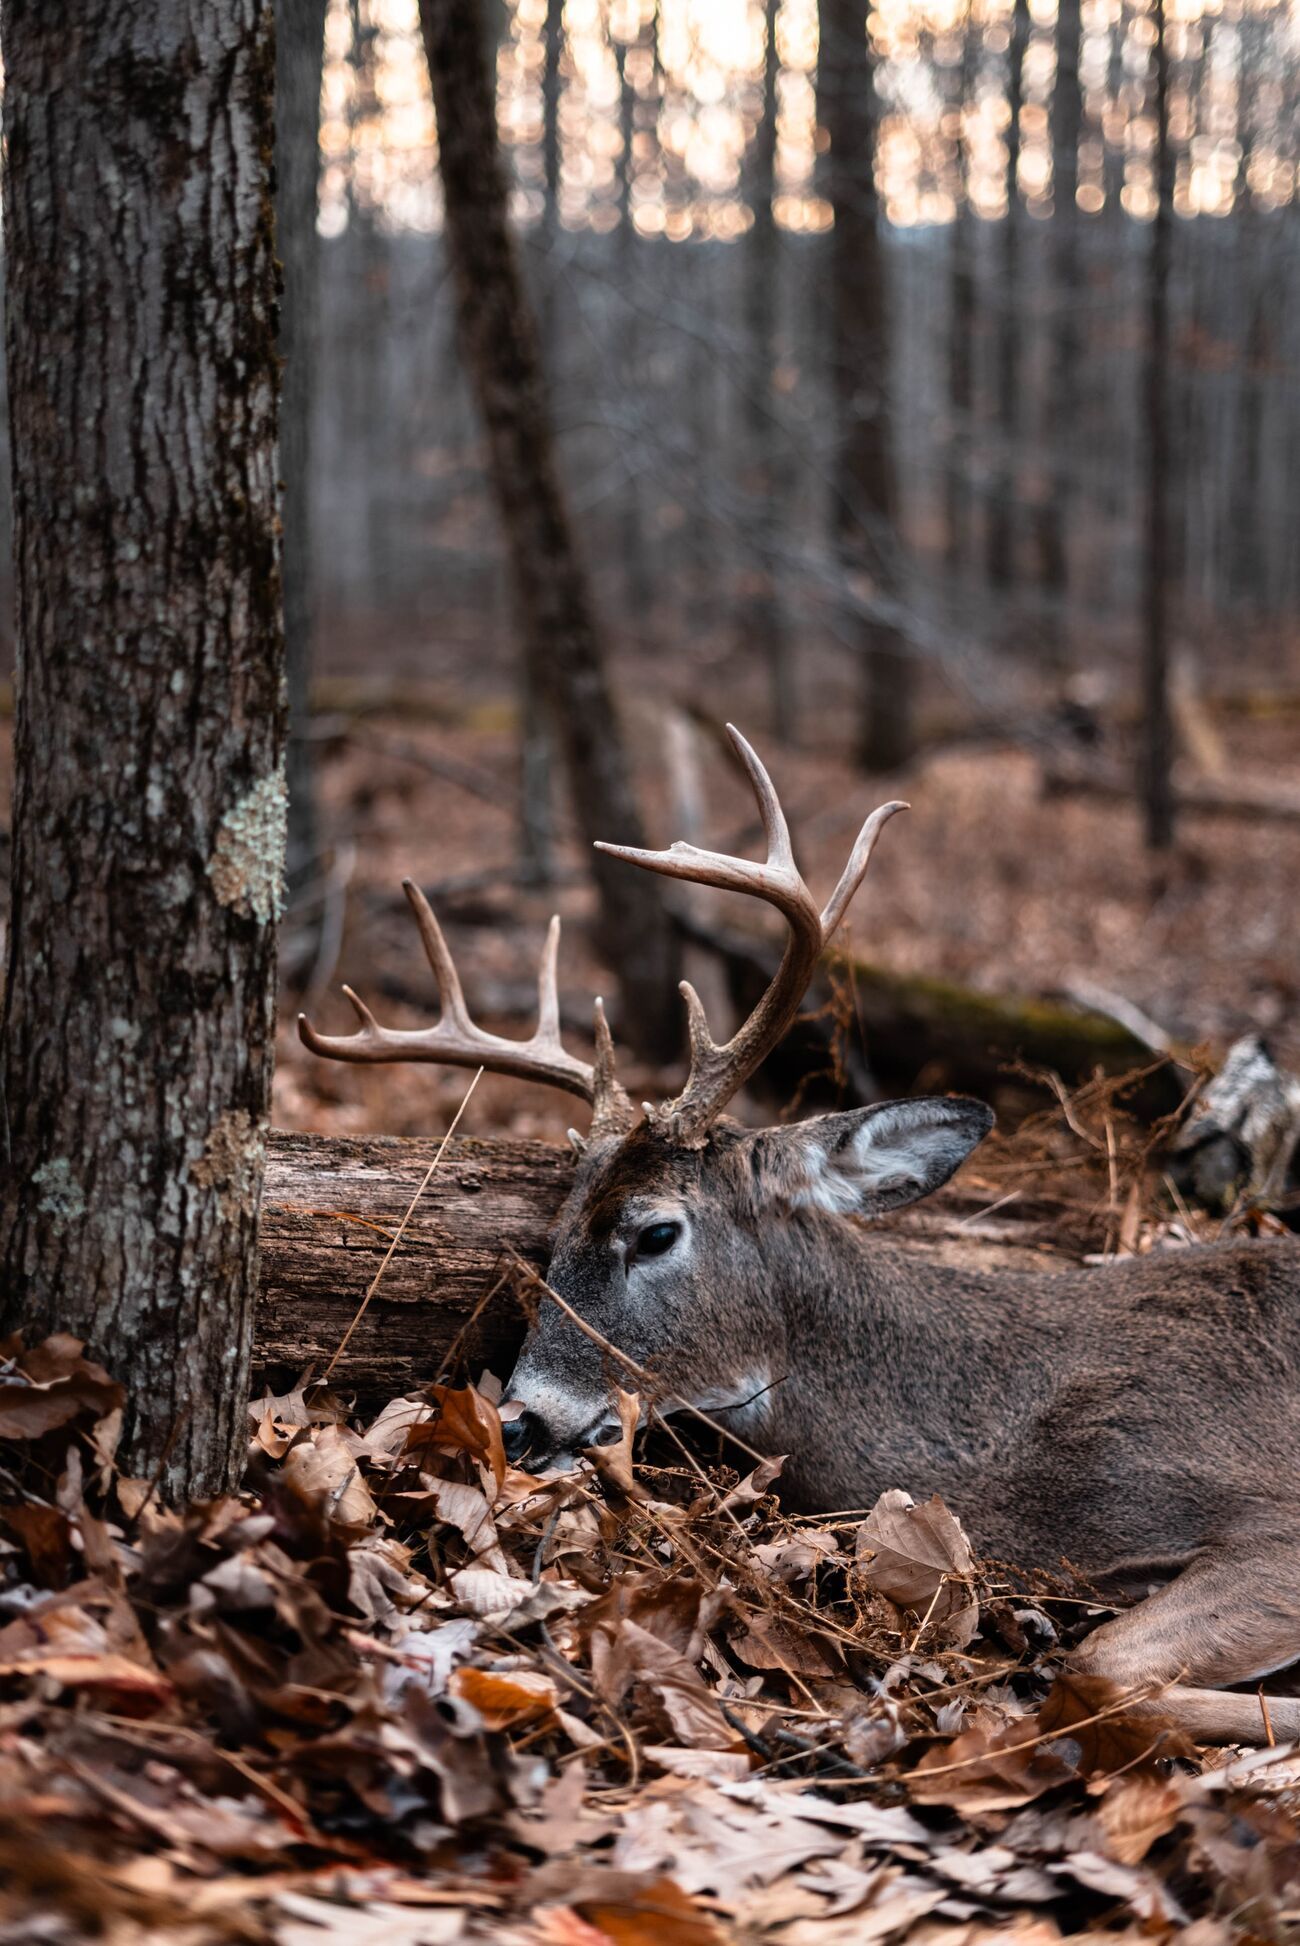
[790,1104,978,1216]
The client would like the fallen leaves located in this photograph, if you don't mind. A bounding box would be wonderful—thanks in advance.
[3,1337,1299,1945]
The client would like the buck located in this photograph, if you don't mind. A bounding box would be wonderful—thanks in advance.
[302,726,1300,1745]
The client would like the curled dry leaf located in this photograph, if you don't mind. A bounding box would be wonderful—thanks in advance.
[584,1389,643,1499]
[907,1714,1075,1812]
[1098,1772,1188,1865]
[856,1490,980,1648]
[282,1428,378,1527]
[450,1664,558,1730]
[0,1333,124,1440]
[405,1385,507,1495]
[1038,1670,1195,1775]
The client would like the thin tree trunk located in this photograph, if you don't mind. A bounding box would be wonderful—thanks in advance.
[0,0,286,1495]
[417,0,682,1060]
[517,0,563,887]
[278,0,329,892]
[741,0,793,738]
[986,0,1028,593]
[945,21,977,578]
[1141,0,1175,850]
[616,31,654,627]
[820,0,914,773]
[1038,0,1082,636]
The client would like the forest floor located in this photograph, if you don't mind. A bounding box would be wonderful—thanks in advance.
[4,1114,1299,1945]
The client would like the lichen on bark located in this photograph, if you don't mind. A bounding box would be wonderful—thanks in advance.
[208,765,287,923]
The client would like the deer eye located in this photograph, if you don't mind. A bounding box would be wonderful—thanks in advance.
[635,1220,680,1260]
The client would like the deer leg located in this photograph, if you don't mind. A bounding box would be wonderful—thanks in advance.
[1071,1539,1300,1745]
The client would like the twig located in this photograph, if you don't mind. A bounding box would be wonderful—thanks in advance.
[504,1249,771,1467]
[323,1068,484,1382]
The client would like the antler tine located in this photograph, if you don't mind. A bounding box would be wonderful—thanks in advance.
[536,915,562,1041]
[590,996,634,1136]
[402,878,472,1030]
[593,726,905,1144]
[298,889,634,1126]
[820,800,909,941]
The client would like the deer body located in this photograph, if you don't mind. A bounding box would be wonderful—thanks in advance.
[302,726,1300,1745]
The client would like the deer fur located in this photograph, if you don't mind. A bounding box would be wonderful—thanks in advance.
[504,1106,1300,1745]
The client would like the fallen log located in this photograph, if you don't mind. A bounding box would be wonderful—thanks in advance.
[255,1128,573,1402]
[256,1128,1075,1403]
[1042,761,1300,827]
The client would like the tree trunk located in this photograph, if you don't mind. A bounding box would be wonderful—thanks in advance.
[740,0,793,738]
[1141,0,1175,852]
[944,26,977,578]
[1038,0,1082,636]
[820,0,914,774]
[0,0,286,1497]
[986,0,1028,593]
[277,0,329,891]
[417,0,682,1061]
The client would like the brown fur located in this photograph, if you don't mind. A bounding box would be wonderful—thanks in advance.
[506,1109,1300,1744]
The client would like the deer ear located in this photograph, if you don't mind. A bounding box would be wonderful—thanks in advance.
[759,1097,994,1218]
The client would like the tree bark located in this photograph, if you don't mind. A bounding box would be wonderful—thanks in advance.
[820,0,914,773]
[1141,0,1175,852]
[277,0,329,890]
[944,26,977,578]
[0,0,286,1496]
[1038,0,1083,632]
[417,0,682,1061]
[986,0,1028,593]
[740,0,793,739]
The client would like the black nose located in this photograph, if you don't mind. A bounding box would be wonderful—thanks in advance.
[502,1410,544,1465]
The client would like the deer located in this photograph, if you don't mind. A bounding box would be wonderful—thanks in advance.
[301,725,1300,1746]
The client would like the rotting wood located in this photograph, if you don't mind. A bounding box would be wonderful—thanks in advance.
[255,1128,574,1402]
[255,1129,1072,1402]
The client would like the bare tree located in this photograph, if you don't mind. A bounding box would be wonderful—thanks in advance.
[417,0,682,1060]
[1141,0,1175,850]
[740,0,793,737]
[0,0,286,1494]
[986,0,1029,593]
[820,0,914,772]
[278,0,329,889]
[945,23,978,579]
[1038,0,1083,633]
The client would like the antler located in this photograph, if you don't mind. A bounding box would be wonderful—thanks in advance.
[596,725,906,1145]
[298,880,635,1137]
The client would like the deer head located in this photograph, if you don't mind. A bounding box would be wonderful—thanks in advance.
[299,726,993,1468]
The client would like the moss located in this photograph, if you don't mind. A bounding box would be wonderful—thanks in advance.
[207,763,287,924]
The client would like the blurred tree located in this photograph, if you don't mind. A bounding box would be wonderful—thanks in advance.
[945,23,977,580]
[740,0,793,739]
[820,0,914,772]
[278,0,329,891]
[417,0,682,1060]
[1038,0,1082,633]
[0,0,286,1494]
[986,0,1028,594]
[1141,0,1174,850]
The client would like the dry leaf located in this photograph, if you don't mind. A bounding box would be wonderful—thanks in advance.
[0,1333,124,1440]
[908,1714,1075,1811]
[1038,1670,1194,1775]
[451,1665,558,1729]
[406,1385,507,1494]
[282,1430,377,1526]
[856,1490,980,1647]
[1098,1772,1187,1864]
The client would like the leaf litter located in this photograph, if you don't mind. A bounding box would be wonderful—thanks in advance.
[2,1320,1299,1946]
